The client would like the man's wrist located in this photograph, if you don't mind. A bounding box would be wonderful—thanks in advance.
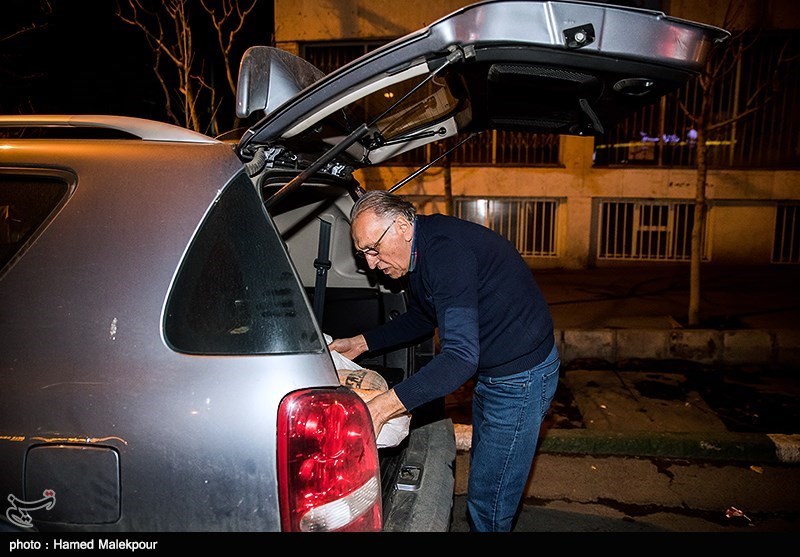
[378,389,406,420]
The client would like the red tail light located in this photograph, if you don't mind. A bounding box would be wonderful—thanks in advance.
[277,387,383,532]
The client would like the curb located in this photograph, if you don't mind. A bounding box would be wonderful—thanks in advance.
[554,327,800,367]
[452,424,800,464]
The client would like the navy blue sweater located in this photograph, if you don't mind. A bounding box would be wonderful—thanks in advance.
[363,214,554,411]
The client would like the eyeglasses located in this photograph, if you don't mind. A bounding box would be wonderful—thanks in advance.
[355,219,395,259]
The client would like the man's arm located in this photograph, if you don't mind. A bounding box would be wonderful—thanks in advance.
[392,239,481,411]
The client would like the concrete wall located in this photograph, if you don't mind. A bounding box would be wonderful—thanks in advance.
[354,144,800,269]
[275,0,800,43]
[710,205,775,264]
[275,0,467,47]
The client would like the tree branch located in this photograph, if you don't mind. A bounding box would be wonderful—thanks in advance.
[200,0,259,98]
[114,0,259,132]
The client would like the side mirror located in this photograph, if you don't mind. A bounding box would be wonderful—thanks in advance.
[236,46,325,119]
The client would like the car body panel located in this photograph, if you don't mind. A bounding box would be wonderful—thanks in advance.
[0,140,339,531]
[0,115,217,143]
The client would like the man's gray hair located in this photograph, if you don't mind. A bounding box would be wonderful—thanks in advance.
[351,190,416,223]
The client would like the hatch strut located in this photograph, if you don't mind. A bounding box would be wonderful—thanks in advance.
[388,132,477,193]
[263,47,466,209]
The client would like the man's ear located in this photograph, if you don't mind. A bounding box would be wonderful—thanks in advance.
[396,216,414,242]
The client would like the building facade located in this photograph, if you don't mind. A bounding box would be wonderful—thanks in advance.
[274,0,800,269]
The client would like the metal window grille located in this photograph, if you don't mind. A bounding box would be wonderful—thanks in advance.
[301,42,385,75]
[455,198,558,257]
[594,31,800,169]
[493,131,560,166]
[385,124,560,167]
[370,126,560,168]
[432,133,495,165]
[772,204,800,264]
[598,201,705,261]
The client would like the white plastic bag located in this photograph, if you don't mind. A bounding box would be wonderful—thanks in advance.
[325,334,411,448]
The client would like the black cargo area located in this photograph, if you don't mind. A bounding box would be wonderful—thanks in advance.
[309,286,415,388]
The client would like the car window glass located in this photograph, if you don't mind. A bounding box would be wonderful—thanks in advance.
[287,69,461,144]
[359,75,459,140]
[0,174,69,274]
[164,172,322,355]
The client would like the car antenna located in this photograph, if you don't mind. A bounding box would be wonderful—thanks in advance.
[388,132,477,194]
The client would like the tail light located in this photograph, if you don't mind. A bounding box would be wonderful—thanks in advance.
[277,387,382,532]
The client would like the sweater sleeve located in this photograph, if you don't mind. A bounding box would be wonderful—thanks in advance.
[362,294,436,353]
[393,239,480,411]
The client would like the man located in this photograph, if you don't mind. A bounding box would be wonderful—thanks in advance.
[328,190,559,532]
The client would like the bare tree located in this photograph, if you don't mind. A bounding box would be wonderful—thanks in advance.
[116,0,258,135]
[679,1,799,326]
[201,0,258,101]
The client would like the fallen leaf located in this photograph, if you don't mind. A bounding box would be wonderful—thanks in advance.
[725,506,752,523]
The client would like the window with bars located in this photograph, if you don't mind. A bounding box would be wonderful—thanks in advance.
[401,131,560,167]
[773,204,800,264]
[455,198,558,257]
[597,200,704,261]
[302,42,385,76]
[594,31,800,169]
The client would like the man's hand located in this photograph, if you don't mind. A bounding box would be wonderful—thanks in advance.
[327,334,369,361]
[366,389,407,439]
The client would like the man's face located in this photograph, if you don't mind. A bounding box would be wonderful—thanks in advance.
[351,211,413,279]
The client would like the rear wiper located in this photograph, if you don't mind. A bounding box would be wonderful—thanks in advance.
[263,47,468,210]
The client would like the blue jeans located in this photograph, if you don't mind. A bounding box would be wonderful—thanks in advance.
[467,344,560,532]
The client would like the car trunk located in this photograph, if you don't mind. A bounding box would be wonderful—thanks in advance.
[259,175,454,529]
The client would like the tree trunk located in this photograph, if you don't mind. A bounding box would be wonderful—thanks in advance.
[443,156,453,216]
[688,117,709,326]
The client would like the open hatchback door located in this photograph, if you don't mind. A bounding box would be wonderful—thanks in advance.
[236,0,728,175]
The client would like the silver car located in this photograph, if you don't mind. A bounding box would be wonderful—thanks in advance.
[0,1,727,532]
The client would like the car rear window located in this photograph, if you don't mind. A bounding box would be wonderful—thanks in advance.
[0,173,70,274]
[164,172,322,355]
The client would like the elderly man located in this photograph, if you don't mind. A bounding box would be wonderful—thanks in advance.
[328,190,559,532]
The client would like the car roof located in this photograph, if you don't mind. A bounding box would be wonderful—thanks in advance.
[0,115,219,143]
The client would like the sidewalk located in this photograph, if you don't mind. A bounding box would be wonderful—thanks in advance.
[542,264,800,368]
[443,264,800,476]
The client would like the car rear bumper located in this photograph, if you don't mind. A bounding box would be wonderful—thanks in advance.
[380,418,456,532]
